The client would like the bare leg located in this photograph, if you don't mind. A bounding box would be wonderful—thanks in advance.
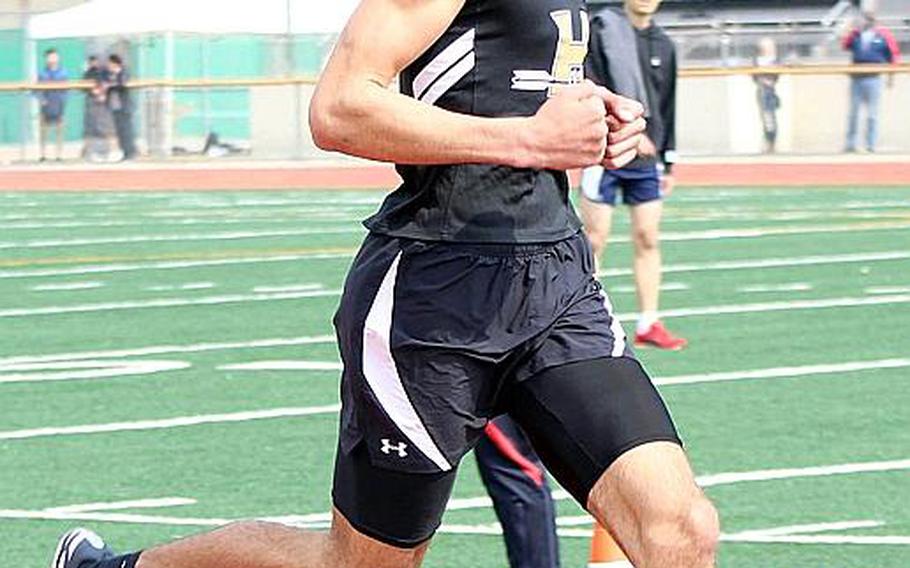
[587,442,719,568]
[137,508,429,568]
[629,200,663,319]
[580,196,615,274]
[55,121,65,160]
[40,120,49,160]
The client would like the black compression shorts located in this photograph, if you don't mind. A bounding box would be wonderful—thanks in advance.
[331,232,681,547]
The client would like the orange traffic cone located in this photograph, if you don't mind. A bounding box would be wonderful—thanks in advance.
[588,523,633,567]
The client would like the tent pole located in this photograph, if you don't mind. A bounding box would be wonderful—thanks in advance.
[287,0,303,160]
[162,30,175,157]
[19,0,33,163]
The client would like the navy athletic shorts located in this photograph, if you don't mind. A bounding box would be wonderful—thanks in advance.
[581,164,662,206]
[331,231,681,547]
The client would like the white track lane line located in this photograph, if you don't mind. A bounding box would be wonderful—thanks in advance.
[0,360,191,384]
[2,221,908,251]
[737,283,814,293]
[1,358,905,440]
[30,282,105,292]
[0,289,342,319]
[615,294,910,323]
[598,250,910,278]
[2,459,907,537]
[2,290,909,321]
[219,361,344,372]
[0,228,363,251]
[0,252,352,280]
[0,405,342,441]
[2,249,905,281]
[0,335,336,366]
[45,498,197,514]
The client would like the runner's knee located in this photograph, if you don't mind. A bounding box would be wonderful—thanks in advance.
[632,227,659,252]
[642,495,719,564]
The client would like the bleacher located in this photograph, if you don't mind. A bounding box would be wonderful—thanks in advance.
[589,0,909,65]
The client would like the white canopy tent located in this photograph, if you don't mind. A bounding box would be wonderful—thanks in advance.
[28,0,359,38]
[26,0,359,157]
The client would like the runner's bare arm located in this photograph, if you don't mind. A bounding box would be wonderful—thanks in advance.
[310,0,641,170]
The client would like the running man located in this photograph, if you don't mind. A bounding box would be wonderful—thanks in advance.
[50,1,718,568]
[581,0,686,350]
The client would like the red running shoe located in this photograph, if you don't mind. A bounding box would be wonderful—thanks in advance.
[635,321,688,351]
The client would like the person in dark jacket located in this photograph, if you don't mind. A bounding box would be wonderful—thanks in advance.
[754,37,781,154]
[476,416,560,568]
[82,55,115,161]
[842,10,901,153]
[581,0,685,351]
[106,54,137,160]
[37,48,69,162]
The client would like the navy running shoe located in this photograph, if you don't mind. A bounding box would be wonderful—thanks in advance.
[51,528,115,568]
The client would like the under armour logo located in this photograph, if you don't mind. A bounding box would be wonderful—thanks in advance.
[381,439,408,458]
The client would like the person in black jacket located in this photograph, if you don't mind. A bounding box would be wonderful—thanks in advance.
[106,54,137,160]
[581,0,686,351]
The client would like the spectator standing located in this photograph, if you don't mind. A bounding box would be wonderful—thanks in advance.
[82,55,115,162]
[581,0,686,350]
[106,54,137,160]
[843,11,901,153]
[754,37,781,154]
[37,48,69,162]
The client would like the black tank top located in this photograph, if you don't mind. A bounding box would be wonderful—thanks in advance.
[364,0,590,243]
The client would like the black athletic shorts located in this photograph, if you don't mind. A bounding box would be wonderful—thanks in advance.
[331,231,681,547]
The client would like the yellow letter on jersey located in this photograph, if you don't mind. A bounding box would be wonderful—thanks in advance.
[548,10,590,96]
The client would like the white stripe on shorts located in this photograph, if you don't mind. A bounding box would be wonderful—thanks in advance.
[362,252,453,472]
[581,165,606,202]
[601,291,627,357]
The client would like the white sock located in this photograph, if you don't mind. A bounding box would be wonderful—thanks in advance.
[637,312,658,334]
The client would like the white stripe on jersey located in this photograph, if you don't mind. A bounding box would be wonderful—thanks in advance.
[413,28,475,102]
[419,51,476,106]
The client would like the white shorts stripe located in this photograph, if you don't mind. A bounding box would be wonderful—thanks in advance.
[581,166,605,202]
[362,253,452,472]
[413,28,475,101]
[601,291,627,357]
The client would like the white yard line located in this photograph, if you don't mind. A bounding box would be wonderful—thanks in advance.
[2,459,907,544]
[2,249,905,282]
[721,534,910,545]
[2,358,905,439]
[0,228,363,251]
[737,283,814,293]
[0,252,353,281]
[0,360,191,384]
[865,286,910,295]
[617,294,910,322]
[0,405,342,441]
[45,498,197,514]
[609,282,690,294]
[2,289,908,321]
[30,281,105,292]
[0,335,336,366]
[653,358,910,387]
[0,289,342,319]
[599,250,910,278]
[696,459,910,488]
[219,361,344,372]
[2,221,907,252]
[726,520,883,538]
[251,284,324,294]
